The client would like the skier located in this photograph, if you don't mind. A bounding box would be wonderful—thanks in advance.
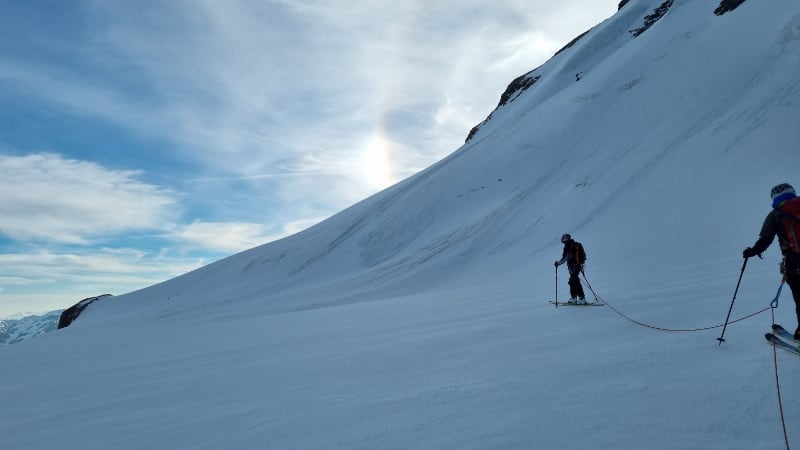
[743,183,800,339]
[555,233,587,304]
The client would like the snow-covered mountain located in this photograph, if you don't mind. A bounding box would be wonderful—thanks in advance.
[0,310,61,346]
[2,1,800,449]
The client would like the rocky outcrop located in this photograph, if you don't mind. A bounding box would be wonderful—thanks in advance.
[57,294,112,329]
[465,74,541,142]
[629,0,674,37]
[497,74,541,107]
[714,0,747,16]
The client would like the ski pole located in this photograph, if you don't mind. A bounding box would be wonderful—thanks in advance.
[581,268,600,303]
[717,257,749,345]
[555,264,559,308]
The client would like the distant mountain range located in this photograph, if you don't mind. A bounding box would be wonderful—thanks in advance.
[0,311,62,346]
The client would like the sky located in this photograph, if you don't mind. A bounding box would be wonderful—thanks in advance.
[0,0,620,318]
[3,0,800,446]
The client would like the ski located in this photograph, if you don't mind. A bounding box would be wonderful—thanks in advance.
[765,332,800,356]
[771,324,799,343]
[549,301,604,307]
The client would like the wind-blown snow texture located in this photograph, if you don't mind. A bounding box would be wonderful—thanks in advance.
[2,0,800,448]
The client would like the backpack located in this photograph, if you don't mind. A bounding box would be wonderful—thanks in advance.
[777,197,800,254]
[574,241,587,265]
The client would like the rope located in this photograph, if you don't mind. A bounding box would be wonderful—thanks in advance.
[769,306,790,450]
[769,279,790,450]
[580,271,791,447]
[580,271,770,332]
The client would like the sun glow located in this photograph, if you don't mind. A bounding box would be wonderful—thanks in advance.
[362,131,396,190]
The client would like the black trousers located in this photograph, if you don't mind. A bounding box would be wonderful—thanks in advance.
[567,264,585,300]
[784,253,800,332]
[787,272,800,331]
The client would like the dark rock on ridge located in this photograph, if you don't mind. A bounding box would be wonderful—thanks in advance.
[714,0,747,16]
[465,73,541,143]
[629,0,674,37]
[57,294,112,329]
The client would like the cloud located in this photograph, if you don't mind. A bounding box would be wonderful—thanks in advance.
[168,215,330,253]
[0,248,208,317]
[0,277,34,286]
[0,248,203,283]
[1,1,618,203]
[0,153,177,244]
[169,221,272,253]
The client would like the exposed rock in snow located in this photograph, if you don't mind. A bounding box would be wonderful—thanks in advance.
[57,294,112,329]
[629,0,674,37]
[714,0,748,16]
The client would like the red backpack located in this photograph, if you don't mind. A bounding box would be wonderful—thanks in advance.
[777,197,800,253]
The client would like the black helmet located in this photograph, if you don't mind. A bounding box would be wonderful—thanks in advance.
[771,183,795,199]
[771,183,796,208]
[560,233,572,243]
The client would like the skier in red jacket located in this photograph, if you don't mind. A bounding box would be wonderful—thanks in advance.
[743,183,800,339]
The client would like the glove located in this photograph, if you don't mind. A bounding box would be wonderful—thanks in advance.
[742,247,757,258]
[554,261,560,267]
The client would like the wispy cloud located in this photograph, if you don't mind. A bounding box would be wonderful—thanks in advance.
[0,248,207,316]
[0,153,177,244]
[168,221,273,253]
[4,1,617,198]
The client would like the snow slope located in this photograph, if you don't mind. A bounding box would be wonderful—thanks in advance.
[2,0,800,448]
